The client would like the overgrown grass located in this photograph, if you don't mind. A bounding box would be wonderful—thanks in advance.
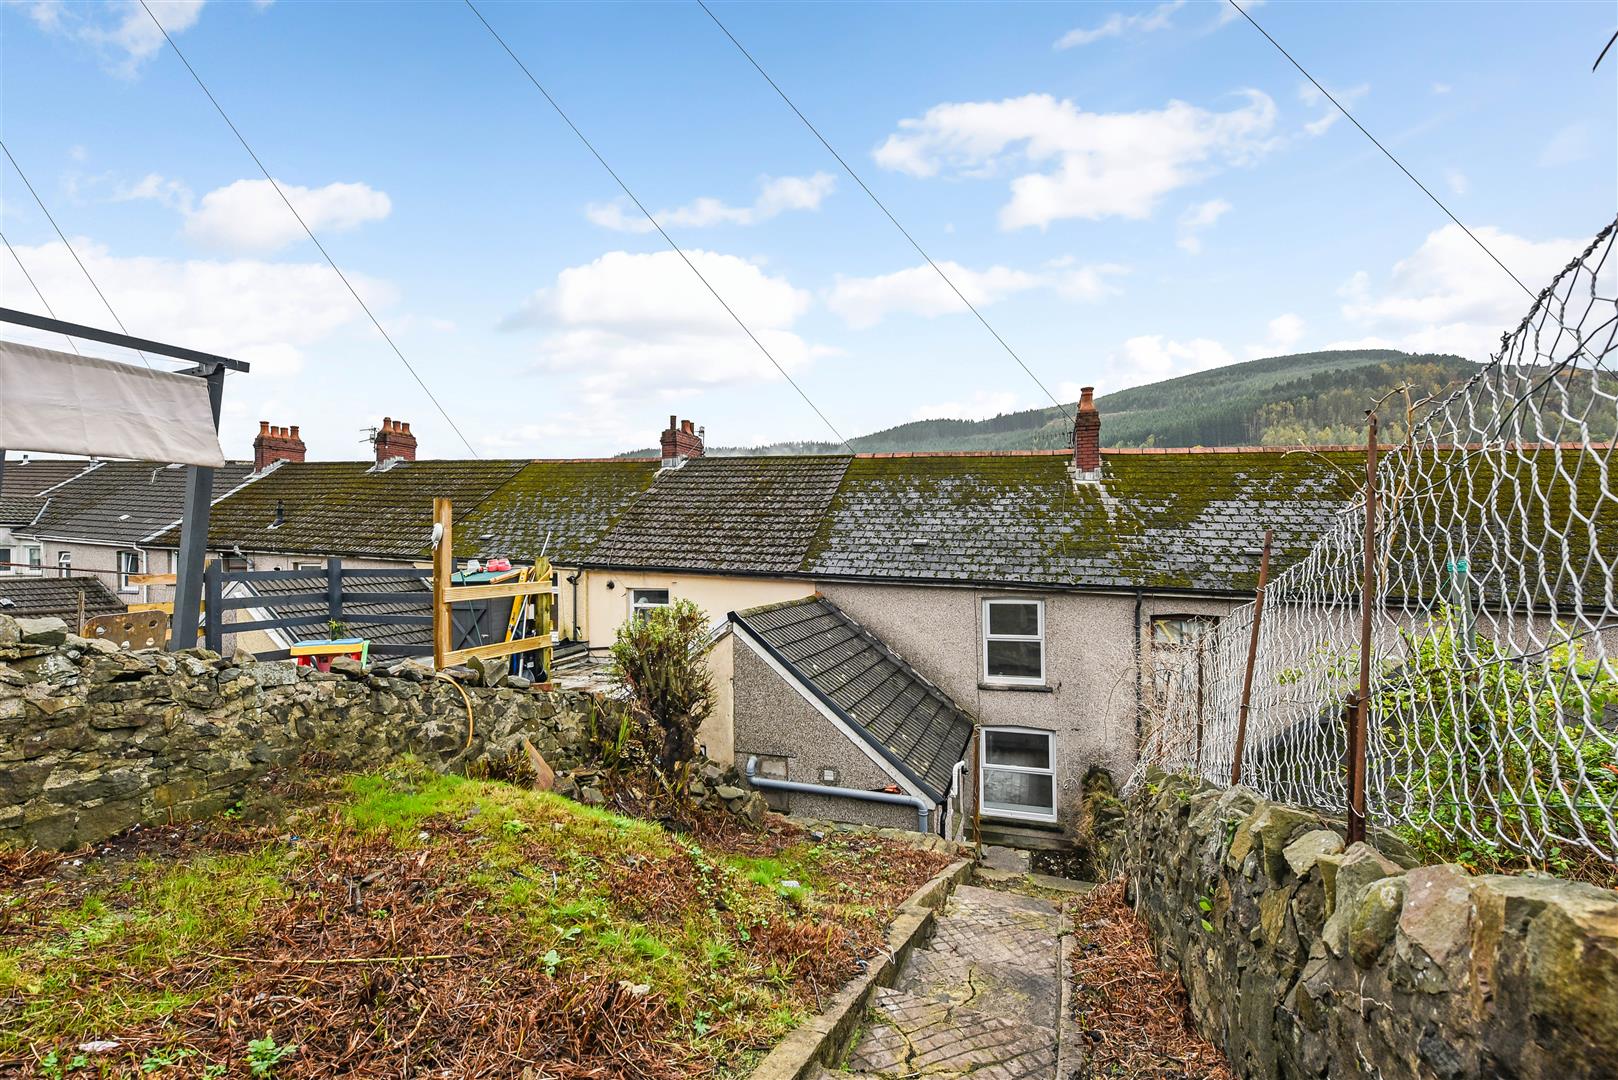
[0,763,949,1077]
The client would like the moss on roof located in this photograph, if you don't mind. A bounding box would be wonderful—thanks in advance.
[151,460,531,560]
[452,459,662,564]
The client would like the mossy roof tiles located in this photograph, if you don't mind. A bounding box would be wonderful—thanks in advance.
[28,460,257,546]
[454,459,661,564]
[149,459,530,560]
[803,450,1366,594]
[584,456,851,574]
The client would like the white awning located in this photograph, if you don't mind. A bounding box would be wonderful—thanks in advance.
[0,339,227,467]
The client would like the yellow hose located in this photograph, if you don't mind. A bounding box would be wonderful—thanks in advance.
[435,673,477,751]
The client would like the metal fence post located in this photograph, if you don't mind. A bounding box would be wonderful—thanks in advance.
[1349,414,1379,846]
[327,557,343,632]
[203,558,223,655]
[1231,528,1273,785]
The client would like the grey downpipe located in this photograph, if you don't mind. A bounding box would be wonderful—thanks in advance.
[746,756,932,833]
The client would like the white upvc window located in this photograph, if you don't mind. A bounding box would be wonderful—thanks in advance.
[981,598,1045,684]
[57,551,72,577]
[979,727,1057,822]
[22,546,42,575]
[630,588,670,621]
[0,546,10,574]
[117,550,141,594]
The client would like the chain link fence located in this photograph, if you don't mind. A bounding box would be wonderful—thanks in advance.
[1135,217,1618,872]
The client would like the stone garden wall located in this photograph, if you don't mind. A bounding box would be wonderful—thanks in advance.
[0,614,597,850]
[1117,770,1618,1080]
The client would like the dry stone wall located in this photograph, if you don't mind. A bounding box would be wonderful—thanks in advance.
[1117,770,1618,1080]
[0,614,595,850]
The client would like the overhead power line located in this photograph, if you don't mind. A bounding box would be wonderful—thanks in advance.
[0,140,145,365]
[136,0,479,457]
[697,0,1074,424]
[463,0,854,452]
[1224,0,1537,304]
[0,227,82,354]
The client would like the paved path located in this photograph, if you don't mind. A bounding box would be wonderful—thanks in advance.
[836,883,1067,1079]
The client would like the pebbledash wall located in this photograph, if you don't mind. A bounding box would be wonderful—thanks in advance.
[1110,771,1618,1080]
[0,613,596,851]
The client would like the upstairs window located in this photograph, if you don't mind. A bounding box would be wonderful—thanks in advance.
[57,551,72,577]
[630,588,670,621]
[1151,614,1219,700]
[117,550,141,594]
[982,598,1044,684]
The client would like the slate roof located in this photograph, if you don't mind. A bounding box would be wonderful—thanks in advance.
[803,449,1365,594]
[26,460,257,546]
[0,496,43,527]
[733,595,974,803]
[453,459,661,565]
[0,457,95,497]
[148,460,531,560]
[0,575,125,621]
[584,456,851,573]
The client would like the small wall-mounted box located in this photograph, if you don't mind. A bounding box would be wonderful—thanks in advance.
[819,766,840,785]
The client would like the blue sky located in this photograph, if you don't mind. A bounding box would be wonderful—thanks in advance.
[2,0,1614,460]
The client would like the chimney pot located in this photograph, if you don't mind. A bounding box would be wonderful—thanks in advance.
[289,425,299,439]
[373,415,418,463]
[253,419,307,470]
[660,415,706,468]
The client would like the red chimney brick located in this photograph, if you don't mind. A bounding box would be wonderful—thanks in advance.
[660,416,705,468]
[374,417,418,463]
[1073,387,1101,477]
[254,420,306,470]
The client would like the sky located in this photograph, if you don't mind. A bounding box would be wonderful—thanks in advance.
[1,0,1614,462]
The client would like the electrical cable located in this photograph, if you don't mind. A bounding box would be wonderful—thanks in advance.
[697,0,1074,423]
[0,226,82,354]
[136,0,480,457]
[464,0,854,452]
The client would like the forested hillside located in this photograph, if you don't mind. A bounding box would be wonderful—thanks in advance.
[624,350,1486,456]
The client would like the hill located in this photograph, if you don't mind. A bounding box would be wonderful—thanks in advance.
[624,350,1484,456]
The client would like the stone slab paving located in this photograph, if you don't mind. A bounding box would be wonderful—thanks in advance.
[842,883,1065,1078]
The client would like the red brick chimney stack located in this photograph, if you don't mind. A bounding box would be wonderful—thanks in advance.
[374,417,418,463]
[253,421,306,470]
[660,415,705,468]
[1072,387,1101,480]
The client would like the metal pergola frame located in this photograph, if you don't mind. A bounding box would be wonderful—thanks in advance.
[0,306,249,651]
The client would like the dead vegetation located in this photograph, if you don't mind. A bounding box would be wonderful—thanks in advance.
[0,763,950,1079]
[1067,881,1232,1080]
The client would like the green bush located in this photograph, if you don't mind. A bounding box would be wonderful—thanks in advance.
[609,600,715,786]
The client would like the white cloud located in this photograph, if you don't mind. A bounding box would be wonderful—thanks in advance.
[1431,82,1452,95]
[1298,81,1369,136]
[1216,0,1264,25]
[873,91,1277,229]
[182,178,391,254]
[1265,313,1304,350]
[0,237,394,379]
[22,0,206,76]
[911,390,1023,422]
[1055,1,1182,48]
[1176,197,1231,253]
[1112,335,1235,382]
[1338,224,1586,361]
[508,249,829,403]
[826,259,1126,328]
[586,172,836,233]
[1538,124,1590,168]
[1444,169,1469,196]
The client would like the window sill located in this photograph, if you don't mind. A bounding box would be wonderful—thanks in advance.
[978,681,1053,693]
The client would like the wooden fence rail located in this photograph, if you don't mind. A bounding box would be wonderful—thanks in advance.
[432,497,554,676]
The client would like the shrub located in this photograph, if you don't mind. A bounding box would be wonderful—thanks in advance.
[609,600,715,788]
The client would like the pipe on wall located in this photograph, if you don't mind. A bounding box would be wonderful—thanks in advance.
[745,756,933,833]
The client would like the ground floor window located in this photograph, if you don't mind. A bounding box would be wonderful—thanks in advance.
[629,588,670,621]
[979,727,1056,822]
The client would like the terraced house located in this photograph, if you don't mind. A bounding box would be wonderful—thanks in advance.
[574,392,1369,841]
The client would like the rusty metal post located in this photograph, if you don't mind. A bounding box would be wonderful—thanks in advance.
[1349,414,1380,846]
[1231,528,1273,785]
